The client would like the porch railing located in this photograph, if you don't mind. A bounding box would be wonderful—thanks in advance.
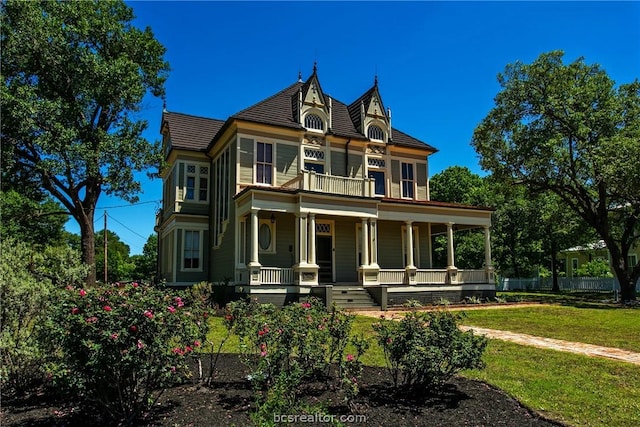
[282,170,376,198]
[378,269,405,284]
[260,267,295,285]
[458,269,488,283]
[416,269,448,284]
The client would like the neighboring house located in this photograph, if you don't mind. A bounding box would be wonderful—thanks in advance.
[155,67,495,307]
[563,240,639,278]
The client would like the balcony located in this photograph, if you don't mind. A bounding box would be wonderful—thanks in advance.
[283,170,377,198]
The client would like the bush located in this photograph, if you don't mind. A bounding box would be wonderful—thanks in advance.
[0,238,86,394]
[373,310,487,393]
[227,298,368,423]
[575,259,614,278]
[45,282,208,424]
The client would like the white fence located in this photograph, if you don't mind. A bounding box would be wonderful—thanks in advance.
[498,276,640,292]
[260,267,295,285]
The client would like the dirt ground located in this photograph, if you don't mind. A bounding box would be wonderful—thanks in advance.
[1,353,563,427]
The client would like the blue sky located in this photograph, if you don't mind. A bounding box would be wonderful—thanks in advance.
[66,1,639,254]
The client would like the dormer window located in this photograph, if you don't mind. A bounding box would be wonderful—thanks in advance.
[304,113,324,131]
[368,125,384,141]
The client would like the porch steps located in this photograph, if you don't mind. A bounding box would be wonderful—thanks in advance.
[331,287,378,309]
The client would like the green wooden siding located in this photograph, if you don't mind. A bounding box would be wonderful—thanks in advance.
[377,220,404,268]
[276,143,299,186]
[331,150,347,177]
[239,137,254,184]
[347,153,362,178]
[390,160,400,199]
[334,218,358,282]
[416,162,427,200]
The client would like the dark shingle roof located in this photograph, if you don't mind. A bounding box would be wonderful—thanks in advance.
[167,76,437,154]
[162,112,224,151]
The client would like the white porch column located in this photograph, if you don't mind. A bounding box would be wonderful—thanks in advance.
[294,214,300,264]
[484,225,495,283]
[446,222,455,268]
[426,223,433,268]
[370,219,378,267]
[405,221,415,268]
[361,218,369,266]
[248,209,261,285]
[299,213,308,264]
[446,222,458,284]
[249,209,260,266]
[308,213,317,265]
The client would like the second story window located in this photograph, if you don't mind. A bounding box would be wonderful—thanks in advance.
[256,142,273,185]
[368,125,384,141]
[304,113,324,131]
[184,164,208,202]
[401,162,414,199]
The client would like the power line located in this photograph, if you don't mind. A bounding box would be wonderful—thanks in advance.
[94,200,160,210]
[108,214,150,242]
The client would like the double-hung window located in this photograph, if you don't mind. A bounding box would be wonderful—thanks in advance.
[183,230,201,270]
[401,162,414,199]
[184,164,209,202]
[256,142,273,185]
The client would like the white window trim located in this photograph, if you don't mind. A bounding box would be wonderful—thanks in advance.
[254,141,276,186]
[400,161,416,200]
[302,109,327,134]
[181,161,209,204]
[258,219,276,254]
[181,229,204,272]
[367,124,385,142]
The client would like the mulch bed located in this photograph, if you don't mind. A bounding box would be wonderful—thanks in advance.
[1,354,563,426]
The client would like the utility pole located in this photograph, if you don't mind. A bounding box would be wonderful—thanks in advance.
[104,211,108,284]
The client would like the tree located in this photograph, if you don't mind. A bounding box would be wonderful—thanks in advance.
[1,0,169,285]
[95,230,135,283]
[0,190,67,247]
[472,51,640,300]
[130,234,157,283]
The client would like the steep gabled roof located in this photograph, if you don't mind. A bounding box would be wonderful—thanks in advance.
[231,82,304,131]
[162,111,224,151]
[390,127,438,152]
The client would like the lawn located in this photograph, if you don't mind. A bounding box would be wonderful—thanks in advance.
[205,311,640,426]
[460,305,640,352]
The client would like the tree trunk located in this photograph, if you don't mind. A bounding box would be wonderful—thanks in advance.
[607,241,637,302]
[78,211,96,286]
[551,241,559,292]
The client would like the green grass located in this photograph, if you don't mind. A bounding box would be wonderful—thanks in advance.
[460,306,640,352]
[462,340,640,427]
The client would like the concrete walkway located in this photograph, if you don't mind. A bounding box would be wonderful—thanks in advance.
[356,309,640,366]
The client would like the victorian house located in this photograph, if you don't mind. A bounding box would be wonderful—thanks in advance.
[155,67,495,308]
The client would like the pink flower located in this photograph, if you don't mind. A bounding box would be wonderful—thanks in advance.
[144,310,153,319]
[130,325,137,332]
[110,333,118,340]
[103,305,112,312]
[171,366,176,373]
[86,316,98,323]
[167,305,176,313]
[79,289,87,297]
[71,307,80,315]
[260,351,267,357]
[193,340,201,347]
[175,297,184,308]
[137,340,144,349]
[301,302,311,309]
[346,354,354,362]
[386,337,393,344]
[66,285,73,291]
[132,282,139,288]
[172,347,184,355]
[185,345,193,353]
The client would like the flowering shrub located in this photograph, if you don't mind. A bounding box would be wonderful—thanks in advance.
[373,310,487,392]
[227,298,367,422]
[46,282,208,424]
[0,238,87,394]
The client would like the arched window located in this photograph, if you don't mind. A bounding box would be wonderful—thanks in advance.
[304,113,324,131]
[368,125,384,140]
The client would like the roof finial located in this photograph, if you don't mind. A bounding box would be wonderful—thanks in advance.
[374,74,378,86]
[313,61,317,74]
[162,97,167,112]
[298,69,302,82]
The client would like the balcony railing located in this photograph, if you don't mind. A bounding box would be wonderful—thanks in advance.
[415,269,448,284]
[282,170,377,198]
[458,269,488,283]
[260,267,295,285]
[378,269,405,284]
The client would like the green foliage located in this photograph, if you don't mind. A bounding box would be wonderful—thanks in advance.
[0,238,86,394]
[373,310,487,392]
[574,259,613,278]
[45,283,208,424]
[227,298,367,423]
[472,50,640,299]
[0,190,67,247]
[1,0,169,284]
[95,230,135,282]
[130,234,157,282]
[430,166,489,206]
